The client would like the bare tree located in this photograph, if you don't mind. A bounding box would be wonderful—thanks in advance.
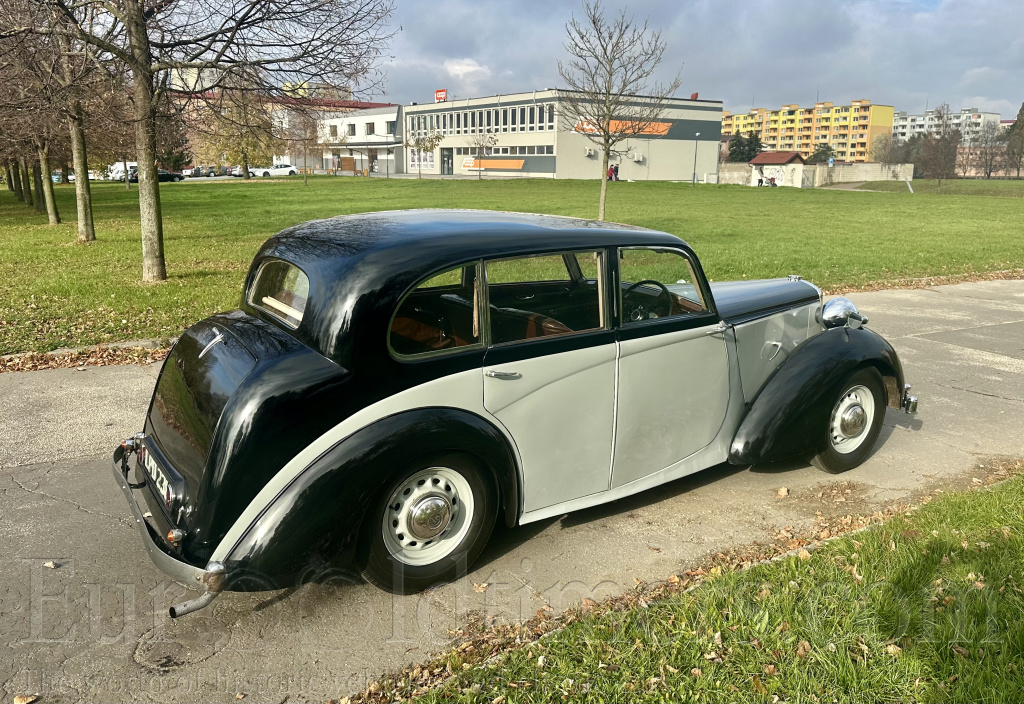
[3,0,394,281]
[467,131,498,179]
[283,108,321,186]
[972,122,1005,179]
[919,104,960,188]
[404,131,444,179]
[557,0,681,220]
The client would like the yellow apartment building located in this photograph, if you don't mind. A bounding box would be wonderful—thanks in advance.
[722,99,894,162]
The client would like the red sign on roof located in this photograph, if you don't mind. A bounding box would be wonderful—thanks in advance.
[435,89,448,103]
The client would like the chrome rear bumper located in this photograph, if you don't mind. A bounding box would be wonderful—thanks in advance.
[902,384,919,413]
[112,443,225,617]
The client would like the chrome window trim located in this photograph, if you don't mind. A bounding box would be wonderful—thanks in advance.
[388,260,485,362]
[616,246,711,327]
[483,249,609,349]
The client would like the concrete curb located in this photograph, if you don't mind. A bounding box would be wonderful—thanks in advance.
[0,338,175,363]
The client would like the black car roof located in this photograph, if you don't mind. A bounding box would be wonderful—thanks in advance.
[245,209,691,366]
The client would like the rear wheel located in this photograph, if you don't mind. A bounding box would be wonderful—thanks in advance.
[288,170,296,176]
[358,453,497,593]
[262,171,270,178]
[811,367,886,473]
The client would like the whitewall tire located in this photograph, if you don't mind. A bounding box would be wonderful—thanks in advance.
[811,367,886,473]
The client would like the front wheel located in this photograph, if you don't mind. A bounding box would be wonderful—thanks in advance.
[262,171,270,178]
[358,453,497,594]
[811,367,886,473]
[288,170,296,176]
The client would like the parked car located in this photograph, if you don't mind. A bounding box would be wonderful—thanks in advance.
[256,164,297,177]
[230,165,255,178]
[182,167,194,177]
[113,210,918,617]
[128,168,183,183]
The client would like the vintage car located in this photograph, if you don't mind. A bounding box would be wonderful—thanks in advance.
[112,210,918,617]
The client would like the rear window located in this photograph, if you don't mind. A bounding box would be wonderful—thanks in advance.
[249,259,309,328]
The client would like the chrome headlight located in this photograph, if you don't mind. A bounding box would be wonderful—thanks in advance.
[822,297,867,329]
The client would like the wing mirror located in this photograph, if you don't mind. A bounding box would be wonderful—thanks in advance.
[822,297,868,329]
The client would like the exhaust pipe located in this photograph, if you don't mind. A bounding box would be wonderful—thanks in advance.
[170,590,219,618]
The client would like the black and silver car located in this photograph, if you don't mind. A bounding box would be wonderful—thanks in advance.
[113,210,917,617]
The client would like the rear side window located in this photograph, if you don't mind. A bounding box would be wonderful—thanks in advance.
[485,251,605,345]
[390,264,481,357]
[249,260,309,328]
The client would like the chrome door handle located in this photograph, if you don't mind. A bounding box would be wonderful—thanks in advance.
[485,370,521,379]
[766,341,782,361]
[705,321,731,336]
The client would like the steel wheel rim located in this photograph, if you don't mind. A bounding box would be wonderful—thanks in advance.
[381,467,474,566]
[829,384,875,454]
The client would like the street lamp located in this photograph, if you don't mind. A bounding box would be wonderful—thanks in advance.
[692,132,701,184]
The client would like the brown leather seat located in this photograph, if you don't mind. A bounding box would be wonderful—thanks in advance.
[491,306,571,344]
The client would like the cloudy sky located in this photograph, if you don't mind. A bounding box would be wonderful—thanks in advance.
[372,0,1022,119]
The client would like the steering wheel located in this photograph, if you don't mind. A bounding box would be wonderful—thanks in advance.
[624,279,672,321]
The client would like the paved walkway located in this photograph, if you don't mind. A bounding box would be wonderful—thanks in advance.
[2,280,1023,703]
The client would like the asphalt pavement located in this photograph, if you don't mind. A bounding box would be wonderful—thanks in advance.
[2,280,1022,703]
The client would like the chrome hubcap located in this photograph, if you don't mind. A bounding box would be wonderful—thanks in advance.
[408,495,452,540]
[829,384,875,455]
[381,467,475,566]
[839,404,867,437]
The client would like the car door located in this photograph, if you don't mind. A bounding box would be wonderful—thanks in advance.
[611,246,731,488]
[482,251,616,512]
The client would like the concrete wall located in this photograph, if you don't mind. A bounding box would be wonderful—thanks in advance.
[718,161,913,187]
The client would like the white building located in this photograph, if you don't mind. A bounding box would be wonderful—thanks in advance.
[401,89,723,181]
[319,105,404,175]
[892,107,1002,142]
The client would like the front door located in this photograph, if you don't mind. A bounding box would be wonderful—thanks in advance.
[441,148,454,175]
[482,251,615,512]
[611,247,731,487]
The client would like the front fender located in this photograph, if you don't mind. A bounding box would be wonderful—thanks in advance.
[729,326,904,465]
[221,408,519,584]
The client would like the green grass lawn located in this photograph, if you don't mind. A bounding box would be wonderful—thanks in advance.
[861,178,1024,197]
[375,468,1024,704]
[2,176,1023,354]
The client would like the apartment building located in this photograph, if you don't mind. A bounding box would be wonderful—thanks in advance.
[319,105,404,174]
[722,99,894,163]
[401,89,723,180]
[892,107,1002,142]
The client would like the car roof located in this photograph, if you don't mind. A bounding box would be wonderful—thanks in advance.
[246,209,691,366]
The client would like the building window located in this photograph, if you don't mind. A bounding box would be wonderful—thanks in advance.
[365,122,375,135]
[502,108,508,132]
[510,107,517,130]
[329,124,338,137]
[386,121,396,135]
[347,124,356,137]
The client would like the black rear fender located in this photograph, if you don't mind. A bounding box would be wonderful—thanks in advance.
[729,326,904,466]
[221,408,520,582]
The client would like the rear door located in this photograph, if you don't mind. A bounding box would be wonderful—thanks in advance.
[482,251,616,512]
[611,247,731,487]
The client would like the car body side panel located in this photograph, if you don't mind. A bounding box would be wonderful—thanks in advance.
[208,368,522,562]
[612,324,731,487]
[221,408,518,583]
[484,341,617,512]
[729,326,905,466]
[732,302,820,403]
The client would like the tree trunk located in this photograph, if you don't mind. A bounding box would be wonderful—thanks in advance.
[60,162,70,184]
[36,139,61,224]
[242,150,250,180]
[10,161,23,199]
[123,158,131,190]
[598,147,609,221]
[303,143,309,186]
[20,157,34,206]
[70,103,96,242]
[32,160,45,214]
[4,161,13,191]
[126,1,166,282]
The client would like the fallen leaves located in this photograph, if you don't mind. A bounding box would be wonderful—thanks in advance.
[472,583,489,593]
[1,344,169,373]
[776,487,790,498]
[796,640,811,659]
[13,696,39,704]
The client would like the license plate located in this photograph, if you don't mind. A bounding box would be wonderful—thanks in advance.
[140,444,177,510]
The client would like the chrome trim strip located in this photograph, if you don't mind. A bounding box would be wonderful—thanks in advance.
[197,331,224,359]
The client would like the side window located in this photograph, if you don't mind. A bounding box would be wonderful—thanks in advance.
[618,248,707,324]
[249,259,310,328]
[485,251,605,345]
[390,264,480,357]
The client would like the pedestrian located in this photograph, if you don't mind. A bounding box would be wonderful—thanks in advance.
[757,167,764,187]
[613,164,619,181]
[607,165,615,181]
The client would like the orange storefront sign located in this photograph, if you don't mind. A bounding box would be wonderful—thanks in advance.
[573,119,671,136]
[462,158,526,170]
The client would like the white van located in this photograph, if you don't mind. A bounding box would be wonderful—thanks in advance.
[108,162,138,181]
